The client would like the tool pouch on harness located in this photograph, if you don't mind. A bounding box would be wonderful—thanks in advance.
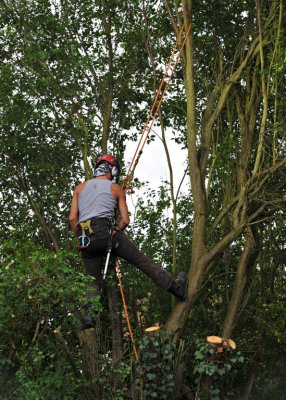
[77,217,115,249]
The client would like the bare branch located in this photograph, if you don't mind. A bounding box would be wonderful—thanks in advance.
[54,329,81,379]
[164,0,179,37]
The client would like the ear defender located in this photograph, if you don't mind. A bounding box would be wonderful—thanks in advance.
[111,165,119,177]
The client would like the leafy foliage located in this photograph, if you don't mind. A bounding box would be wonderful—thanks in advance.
[0,238,93,398]
[136,330,175,399]
[0,0,286,398]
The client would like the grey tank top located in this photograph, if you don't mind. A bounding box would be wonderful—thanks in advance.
[78,179,117,222]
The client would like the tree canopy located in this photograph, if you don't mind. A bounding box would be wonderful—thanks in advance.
[1,0,286,399]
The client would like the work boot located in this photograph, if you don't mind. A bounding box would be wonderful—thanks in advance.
[168,272,188,301]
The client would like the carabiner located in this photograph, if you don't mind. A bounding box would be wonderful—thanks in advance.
[78,235,91,249]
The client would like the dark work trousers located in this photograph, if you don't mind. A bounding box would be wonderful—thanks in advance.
[80,222,174,297]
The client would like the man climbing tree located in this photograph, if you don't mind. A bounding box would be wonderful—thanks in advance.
[69,154,188,328]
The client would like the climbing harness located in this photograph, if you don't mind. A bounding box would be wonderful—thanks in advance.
[77,217,115,250]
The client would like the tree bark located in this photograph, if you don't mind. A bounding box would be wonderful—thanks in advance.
[222,229,256,338]
[78,328,101,400]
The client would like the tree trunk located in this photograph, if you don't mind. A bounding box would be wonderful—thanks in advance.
[222,228,256,338]
[78,328,101,400]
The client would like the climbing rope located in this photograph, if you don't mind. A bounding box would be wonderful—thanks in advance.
[123,22,193,190]
[115,259,144,398]
[115,259,140,361]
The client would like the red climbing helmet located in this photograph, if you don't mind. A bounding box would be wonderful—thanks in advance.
[96,154,120,181]
[96,154,118,167]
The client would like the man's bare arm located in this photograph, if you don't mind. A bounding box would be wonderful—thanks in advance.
[69,189,79,236]
[113,184,130,230]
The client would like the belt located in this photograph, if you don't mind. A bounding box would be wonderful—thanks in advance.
[77,216,116,236]
[90,216,115,225]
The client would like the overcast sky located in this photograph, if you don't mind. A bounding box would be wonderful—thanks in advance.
[124,129,188,220]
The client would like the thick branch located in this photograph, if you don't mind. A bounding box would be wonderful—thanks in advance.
[54,329,81,379]
[222,228,257,337]
[253,0,269,175]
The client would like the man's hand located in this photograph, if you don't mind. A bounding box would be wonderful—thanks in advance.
[124,183,135,194]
